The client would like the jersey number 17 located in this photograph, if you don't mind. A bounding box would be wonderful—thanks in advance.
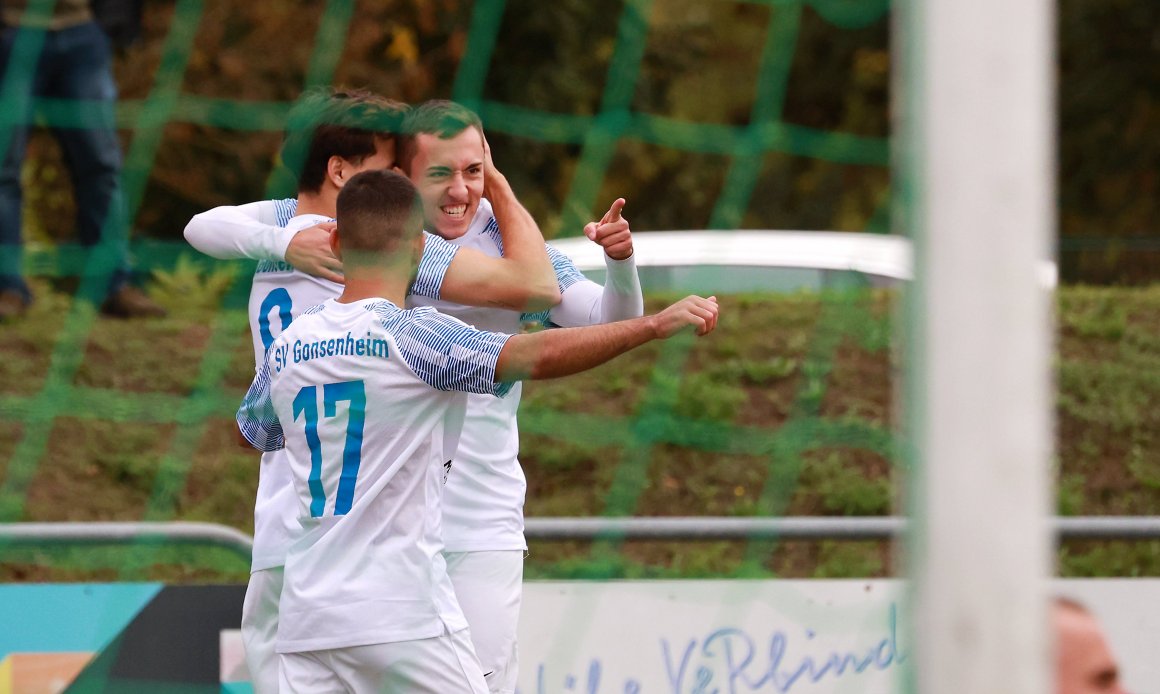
[292,380,365,517]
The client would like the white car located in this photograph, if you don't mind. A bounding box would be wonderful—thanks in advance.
[549,230,1056,292]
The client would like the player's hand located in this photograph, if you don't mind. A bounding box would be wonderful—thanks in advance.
[481,134,507,200]
[583,198,633,261]
[651,295,719,338]
[482,133,496,176]
[285,222,344,284]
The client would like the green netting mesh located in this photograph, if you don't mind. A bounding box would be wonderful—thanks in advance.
[0,0,892,580]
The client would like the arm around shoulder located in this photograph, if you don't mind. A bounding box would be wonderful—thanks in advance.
[438,246,561,312]
[184,200,291,261]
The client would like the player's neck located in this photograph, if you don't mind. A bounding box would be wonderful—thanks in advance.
[336,268,409,307]
[295,189,336,219]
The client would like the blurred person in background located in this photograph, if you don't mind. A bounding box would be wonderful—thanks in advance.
[1054,597,1128,694]
[0,0,164,320]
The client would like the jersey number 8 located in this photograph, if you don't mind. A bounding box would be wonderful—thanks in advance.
[260,288,294,351]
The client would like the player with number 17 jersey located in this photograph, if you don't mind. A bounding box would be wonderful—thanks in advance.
[238,296,512,653]
[246,207,459,572]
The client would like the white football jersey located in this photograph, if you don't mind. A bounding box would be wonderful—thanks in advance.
[273,198,596,554]
[237,298,512,652]
[408,199,590,552]
[247,209,461,572]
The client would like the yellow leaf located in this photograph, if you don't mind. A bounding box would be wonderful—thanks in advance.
[386,26,419,66]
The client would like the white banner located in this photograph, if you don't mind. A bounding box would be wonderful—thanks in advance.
[517,579,1159,694]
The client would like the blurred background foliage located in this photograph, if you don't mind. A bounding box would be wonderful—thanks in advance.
[18,0,1159,284]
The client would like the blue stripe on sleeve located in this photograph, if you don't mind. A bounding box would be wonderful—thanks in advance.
[274,198,298,227]
[237,362,284,452]
[409,232,459,300]
[481,216,502,253]
[547,244,588,292]
[520,244,590,324]
[368,302,512,397]
[481,219,592,325]
[483,217,585,293]
[519,308,551,327]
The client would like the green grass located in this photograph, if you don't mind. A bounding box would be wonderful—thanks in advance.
[2,279,1160,581]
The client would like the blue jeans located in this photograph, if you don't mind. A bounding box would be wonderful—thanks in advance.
[0,21,130,302]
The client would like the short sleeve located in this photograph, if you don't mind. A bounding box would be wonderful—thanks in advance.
[273,198,298,227]
[545,244,589,292]
[375,306,513,397]
[409,232,460,300]
[520,244,590,325]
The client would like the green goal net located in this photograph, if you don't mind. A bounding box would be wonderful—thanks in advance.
[0,0,894,582]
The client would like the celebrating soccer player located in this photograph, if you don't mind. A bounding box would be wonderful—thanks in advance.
[237,168,718,692]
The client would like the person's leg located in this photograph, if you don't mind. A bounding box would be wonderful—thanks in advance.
[45,22,137,303]
[0,25,41,309]
[333,631,488,694]
[277,650,346,694]
[241,567,284,694]
[0,121,31,317]
[444,550,524,694]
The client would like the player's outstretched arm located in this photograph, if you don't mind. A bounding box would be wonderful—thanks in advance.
[496,295,718,382]
[437,139,560,312]
[548,197,644,327]
[184,200,286,260]
[184,201,344,284]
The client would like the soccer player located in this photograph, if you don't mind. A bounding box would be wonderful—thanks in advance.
[398,100,645,693]
[186,88,559,694]
[190,99,643,693]
[237,168,718,692]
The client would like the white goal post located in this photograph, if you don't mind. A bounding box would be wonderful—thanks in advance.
[898,0,1056,692]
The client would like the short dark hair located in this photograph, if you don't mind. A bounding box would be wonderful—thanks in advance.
[335,169,424,262]
[397,99,483,174]
[1054,596,1090,615]
[280,88,408,194]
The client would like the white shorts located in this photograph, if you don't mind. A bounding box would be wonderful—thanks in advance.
[278,628,488,694]
[241,566,283,694]
[444,549,523,694]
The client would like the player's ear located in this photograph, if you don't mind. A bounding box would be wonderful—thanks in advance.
[330,226,342,260]
[327,155,346,188]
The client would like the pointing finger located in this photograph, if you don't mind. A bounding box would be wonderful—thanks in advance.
[601,198,626,225]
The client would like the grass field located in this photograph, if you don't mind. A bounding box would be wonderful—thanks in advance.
[1,267,1158,582]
